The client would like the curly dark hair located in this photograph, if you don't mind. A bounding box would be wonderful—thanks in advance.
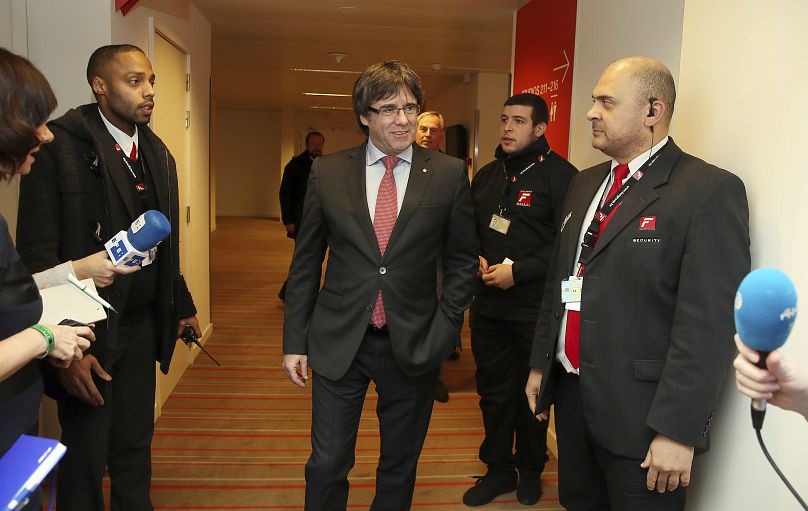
[0,48,57,179]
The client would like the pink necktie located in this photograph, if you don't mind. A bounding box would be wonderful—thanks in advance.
[130,144,137,161]
[564,163,630,368]
[370,155,400,328]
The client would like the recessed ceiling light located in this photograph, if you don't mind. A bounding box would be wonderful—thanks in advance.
[290,68,361,75]
[328,52,349,64]
[310,106,354,111]
[338,6,362,14]
[303,92,352,97]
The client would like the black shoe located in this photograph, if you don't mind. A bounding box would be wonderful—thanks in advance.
[516,469,542,505]
[434,379,449,403]
[462,474,517,506]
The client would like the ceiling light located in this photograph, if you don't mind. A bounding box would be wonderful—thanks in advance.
[309,106,354,111]
[329,52,349,64]
[290,68,361,75]
[338,6,362,14]
[303,92,352,97]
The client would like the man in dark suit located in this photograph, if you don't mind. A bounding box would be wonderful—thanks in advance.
[282,60,477,511]
[525,56,750,510]
[16,45,198,511]
[278,131,324,300]
[279,131,325,239]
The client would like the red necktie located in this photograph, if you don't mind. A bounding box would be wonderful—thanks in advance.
[370,155,400,328]
[564,163,630,369]
[130,143,137,161]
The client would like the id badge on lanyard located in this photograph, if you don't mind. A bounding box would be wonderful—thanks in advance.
[561,275,582,311]
[489,212,511,234]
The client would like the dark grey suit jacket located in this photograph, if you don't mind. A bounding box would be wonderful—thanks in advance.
[530,139,750,459]
[283,142,478,380]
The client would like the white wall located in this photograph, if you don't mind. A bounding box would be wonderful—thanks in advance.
[569,0,684,170]
[215,108,281,218]
[0,0,110,240]
[676,1,808,509]
[0,0,22,238]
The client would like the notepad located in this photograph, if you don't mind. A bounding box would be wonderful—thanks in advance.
[0,435,66,510]
[38,278,107,324]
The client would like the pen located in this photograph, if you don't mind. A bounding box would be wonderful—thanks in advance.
[66,273,118,314]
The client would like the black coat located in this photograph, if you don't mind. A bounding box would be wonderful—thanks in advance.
[16,105,196,374]
[471,136,577,320]
[279,150,316,234]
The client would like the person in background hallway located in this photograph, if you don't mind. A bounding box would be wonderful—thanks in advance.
[525,56,750,511]
[0,47,95,511]
[278,131,324,301]
[415,110,444,151]
[282,60,477,511]
[464,93,576,507]
[16,44,199,511]
[415,110,457,403]
[734,334,808,421]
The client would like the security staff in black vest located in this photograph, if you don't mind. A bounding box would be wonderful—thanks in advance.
[464,93,577,507]
[17,44,198,511]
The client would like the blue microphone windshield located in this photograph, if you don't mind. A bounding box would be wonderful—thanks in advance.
[127,210,171,251]
[734,268,798,352]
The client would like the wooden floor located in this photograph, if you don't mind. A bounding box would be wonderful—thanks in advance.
[149,217,562,510]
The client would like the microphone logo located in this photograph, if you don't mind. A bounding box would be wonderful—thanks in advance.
[780,307,797,321]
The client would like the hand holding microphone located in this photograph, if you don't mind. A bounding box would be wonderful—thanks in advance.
[73,250,140,288]
[105,210,171,268]
[734,267,798,428]
[733,268,808,509]
[734,335,808,421]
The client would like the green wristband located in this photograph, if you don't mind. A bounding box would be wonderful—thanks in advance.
[30,324,55,358]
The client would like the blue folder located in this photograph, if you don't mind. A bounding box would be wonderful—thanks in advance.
[0,435,65,510]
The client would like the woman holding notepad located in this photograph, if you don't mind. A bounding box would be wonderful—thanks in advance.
[0,48,96,510]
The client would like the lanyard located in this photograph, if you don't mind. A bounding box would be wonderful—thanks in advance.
[576,143,667,274]
[120,152,147,195]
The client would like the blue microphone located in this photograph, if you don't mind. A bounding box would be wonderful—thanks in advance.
[105,210,171,267]
[734,268,798,429]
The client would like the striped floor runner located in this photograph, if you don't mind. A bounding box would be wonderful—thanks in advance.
[150,217,562,510]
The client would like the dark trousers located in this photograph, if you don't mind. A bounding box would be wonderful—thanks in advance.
[554,369,687,511]
[305,328,439,511]
[469,310,548,479]
[56,312,157,511]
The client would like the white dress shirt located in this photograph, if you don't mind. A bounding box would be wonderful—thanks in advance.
[98,108,139,158]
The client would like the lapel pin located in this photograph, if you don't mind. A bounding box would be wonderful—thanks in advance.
[422,168,428,173]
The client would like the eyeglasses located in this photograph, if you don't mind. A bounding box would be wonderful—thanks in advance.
[368,104,420,117]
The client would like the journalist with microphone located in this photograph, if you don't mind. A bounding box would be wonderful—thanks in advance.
[16,44,199,511]
[525,56,750,510]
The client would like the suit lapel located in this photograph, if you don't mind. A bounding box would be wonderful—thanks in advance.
[589,140,683,261]
[344,143,380,256]
[385,145,434,256]
[138,130,170,215]
[561,164,610,272]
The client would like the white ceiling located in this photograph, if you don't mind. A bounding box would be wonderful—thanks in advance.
[193,0,527,111]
